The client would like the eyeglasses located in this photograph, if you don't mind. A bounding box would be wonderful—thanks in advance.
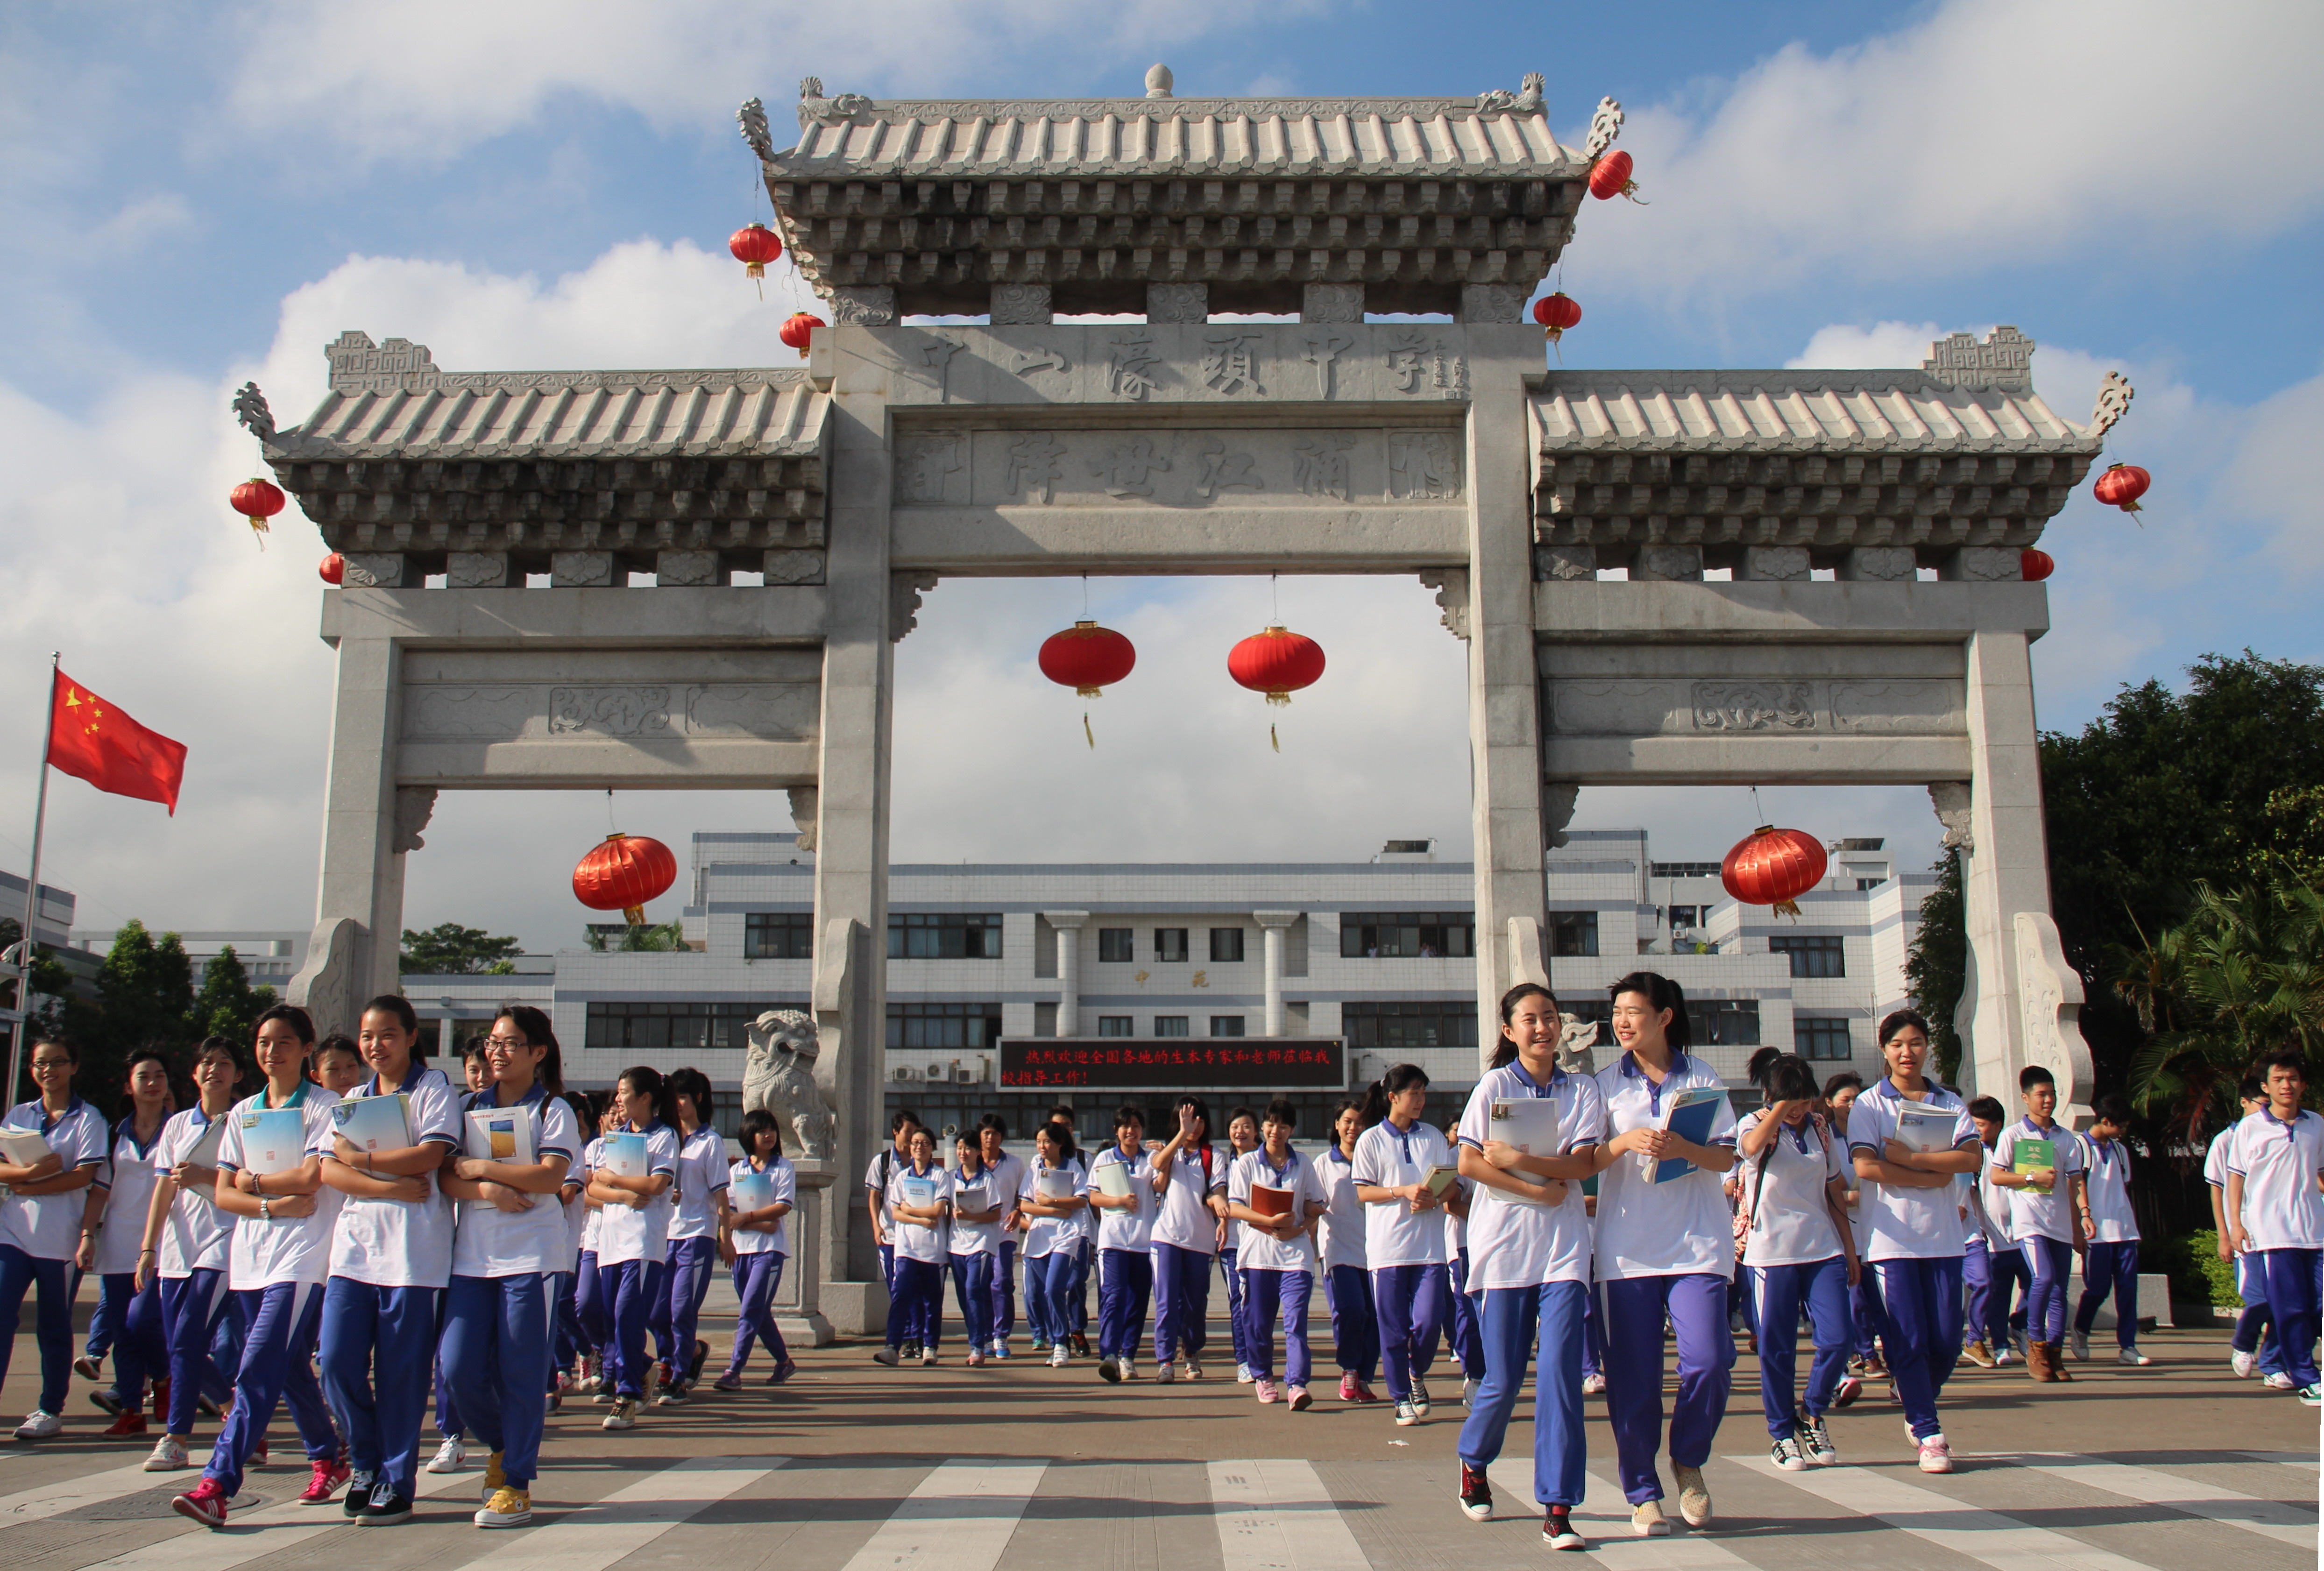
[484,1036,529,1049]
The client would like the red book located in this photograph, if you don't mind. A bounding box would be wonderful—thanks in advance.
[47,672,187,814]
[1249,1185,1293,1219]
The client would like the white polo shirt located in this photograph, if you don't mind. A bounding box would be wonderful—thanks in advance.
[728,1154,796,1257]
[2081,1135,2140,1243]
[1735,1109,1847,1268]
[1086,1144,1155,1253]
[328,1063,462,1289]
[219,1083,343,1289]
[1991,1115,2086,1246]
[864,1145,911,1229]
[0,1097,108,1261]
[946,1161,1005,1257]
[595,1122,681,1267]
[984,1150,1027,1238]
[2226,1108,2324,1251]
[1592,1051,1737,1281]
[885,1159,951,1265]
[152,1107,234,1277]
[578,1135,606,1256]
[1017,1155,1087,1259]
[1351,1117,1453,1268]
[1457,1061,1607,1292]
[451,1086,581,1279]
[1152,1146,1225,1254]
[667,1125,730,1243]
[1227,1146,1321,1274]
[1847,1078,1978,1261]
[1316,1146,1368,1271]
[92,1116,167,1277]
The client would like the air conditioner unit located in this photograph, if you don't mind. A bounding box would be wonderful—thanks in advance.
[951,1061,981,1084]
[891,1066,920,1083]
[926,1062,948,1080]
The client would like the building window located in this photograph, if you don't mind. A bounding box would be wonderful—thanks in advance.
[585,1000,790,1054]
[1342,1000,1481,1050]
[1153,1016,1190,1037]
[742,911,813,959]
[1770,934,1846,978]
[1650,862,1722,879]
[1665,905,1702,931]
[1692,999,1761,1047]
[1796,1016,1854,1061]
[1209,927,1245,963]
[1856,877,1887,891]
[887,912,1004,959]
[1098,928,1134,963]
[1339,912,1475,959]
[1209,1015,1247,1038]
[1548,910,1598,957]
[1097,1016,1133,1037]
[1154,928,1189,963]
[886,1001,1003,1052]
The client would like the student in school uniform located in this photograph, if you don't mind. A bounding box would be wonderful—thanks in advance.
[1317,1095,1382,1403]
[573,1096,616,1394]
[1734,1051,1858,1472]
[2223,1048,2324,1406]
[945,1131,1005,1369]
[587,1066,680,1429]
[426,1041,492,1476]
[2210,1076,2288,1385]
[978,1114,1026,1360]
[1960,1096,2022,1368]
[544,1089,594,1408]
[1452,983,1599,1551]
[1224,1098,1327,1408]
[79,1049,173,1438]
[1150,1094,1228,1381]
[0,1038,111,1441]
[169,1005,350,1528]
[1990,1063,2087,1384]
[435,1005,580,1529]
[650,1067,728,1402]
[1046,1102,1097,1359]
[1353,1065,1455,1426]
[1019,1120,1090,1367]
[312,1035,367,1096]
[875,1125,950,1366]
[1220,1106,1261,1382]
[2070,1093,2151,1366]
[1438,1115,1485,1406]
[1821,1070,1881,1384]
[865,1111,921,1358]
[716,1108,798,1388]
[1086,1105,1155,1383]
[315,995,462,1524]
[133,1036,243,1471]
[1851,1011,1983,1472]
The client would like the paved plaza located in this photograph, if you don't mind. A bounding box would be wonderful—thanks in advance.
[0,1307,2311,1571]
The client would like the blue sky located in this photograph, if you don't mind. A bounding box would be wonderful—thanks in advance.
[2,0,2319,950]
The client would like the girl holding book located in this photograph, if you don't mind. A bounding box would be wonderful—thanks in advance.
[549,1088,597,1401]
[1450,984,1597,1548]
[169,1005,347,1527]
[876,1125,950,1366]
[587,1065,680,1429]
[1149,1094,1227,1382]
[1219,1107,1261,1382]
[573,1096,616,1393]
[1019,1121,1090,1368]
[1849,1009,1982,1471]
[943,1131,1004,1369]
[1438,1114,1484,1405]
[1586,972,1738,1536]
[1318,1095,1381,1404]
[318,993,462,1525]
[436,1005,579,1529]
[1353,1065,1454,1427]
[715,1108,798,1387]
[650,1067,727,1401]
[0,1037,110,1442]
[1087,1104,1155,1383]
[1225,1098,1326,1408]
[133,1035,243,1471]
[80,1049,172,1437]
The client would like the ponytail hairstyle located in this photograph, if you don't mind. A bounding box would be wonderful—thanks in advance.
[1489,981,1563,1070]
[1746,1047,1784,1092]
[1758,1051,1820,1107]
[666,1066,714,1130]
[1608,971,1691,1050]
[617,1064,668,1130]
[1356,1062,1430,1126]
[493,1004,565,1095]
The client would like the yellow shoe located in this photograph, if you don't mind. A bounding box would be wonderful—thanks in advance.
[475,1486,531,1528]
[482,1451,507,1500]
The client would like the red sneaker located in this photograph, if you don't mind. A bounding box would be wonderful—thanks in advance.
[248,1437,269,1468]
[171,1478,230,1530]
[102,1410,149,1439]
[299,1454,352,1504]
[1354,1380,1382,1404]
[150,1377,171,1424]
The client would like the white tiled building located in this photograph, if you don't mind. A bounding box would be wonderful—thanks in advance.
[66,927,309,994]
[401,828,1934,1141]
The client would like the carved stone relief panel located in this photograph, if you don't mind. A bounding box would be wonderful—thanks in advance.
[341,553,407,588]
[398,649,822,747]
[896,426,1466,512]
[446,552,510,588]
[1538,643,1968,741]
[990,283,1053,326]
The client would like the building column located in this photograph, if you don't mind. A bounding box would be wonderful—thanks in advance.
[1255,911,1298,1037]
[1044,911,1088,1035]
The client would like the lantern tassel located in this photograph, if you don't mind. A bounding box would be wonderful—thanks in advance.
[1083,711,1095,750]
[1269,722,1280,754]
[248,518,269,550]
[1771,898,1801,921]
[622,903,645,925]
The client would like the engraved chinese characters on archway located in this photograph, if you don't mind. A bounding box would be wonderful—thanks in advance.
[904,428,1465,510]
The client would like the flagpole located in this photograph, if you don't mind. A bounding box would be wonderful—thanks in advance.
[8,655,58,1105]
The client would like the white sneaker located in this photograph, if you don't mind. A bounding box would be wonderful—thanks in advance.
[427,1434,468,1473]
[1236,1362,1255,1384]
[1672,1463,1712,1528]
[1120,1358,1139,1381]
[1049,1345,1068,1368]
[1155,1360,1176,1383]
[13,1410,61,1441]
[2069,1327,2090,1361]
[143,1435,190,1471]
[2264,1371,2296,1390]
[1581,1372,1606,1395]
[1771,1434,1808,1471]
[1799,1411,1838,1465]
[2232,1349,2259,1378]
[600,1398,637,1431]
[2118,1345,2152,1366]
[1918,1435,1954,1473]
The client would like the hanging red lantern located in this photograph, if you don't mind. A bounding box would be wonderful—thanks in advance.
[2092,462,2149,514]
[231,477,285,547]
[1588,149,1644,202]
[1039,620,1137,748]
[779,312,825,359]
[2020,547,2054,582]
[318,552,345,586]
[1229,626,1325,753]
[729,223,784,301]
[573,832,677,926]
[1720,825,1828,920]
[1533,291,1582,345]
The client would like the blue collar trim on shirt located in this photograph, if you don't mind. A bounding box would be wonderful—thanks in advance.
[1620,1050,1690,1116]
[257,1081,309,1111]
[1506,1060,1564,1095]
[35,1095,89,1137]
[362,1063,442,1099]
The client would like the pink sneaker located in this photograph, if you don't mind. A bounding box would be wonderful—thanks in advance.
[171,1477,230,1529]
[1288,1384,1312,1411]
[1339,1373,1359,1401]
[1917,1436,1954,1473]
[1256,1378,1280,1404]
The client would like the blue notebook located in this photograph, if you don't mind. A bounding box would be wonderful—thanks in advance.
[237,1107,308,1174]
[601,1132,649,1179]
[1649,1087,1729,1185]
[330,1093,411,1153]
[730,1171,777,1214]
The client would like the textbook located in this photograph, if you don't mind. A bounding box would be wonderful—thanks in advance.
[2012,1136,2058,1195]
[183,1118,226,1171]
[1248,1183,1294,1219]
[1489,1097,1566,1203]
[952,1181,990,1217]
[1035,1168,1078,1201]
[601,1132,649,1179]
[1892,1102,1959,1155]
[0,1129,52,1168]
[1647,1086,1729,1185]
[1422,1164,1462,1197]
[237,1108,308,1175]
[730,1170,777,1215]
[464,1107,535,1166]
[1094,1162,1134,1200]
[331,1094,411,1153]
[900,1175,939,1210]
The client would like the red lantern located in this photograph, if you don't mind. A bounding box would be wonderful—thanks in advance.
[1229,626,1326,705]
[2020,547,2054,582]
[779,312,825,359]
[1720,825,1828,919]
[1533,291,1582,345]
[231,477,285,547]
[319,552,345,586]
[1588,149,1644,202]
[729,222,784,300]
[573,832,677,926]
[2092,462,2149,514]
[1039,620,1137,748]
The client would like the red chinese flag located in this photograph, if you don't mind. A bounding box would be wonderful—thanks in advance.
[47,672,187,815]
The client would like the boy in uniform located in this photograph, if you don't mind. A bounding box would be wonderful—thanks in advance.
[2223,1049,2324,1406]
[2070,1094,2150,1365]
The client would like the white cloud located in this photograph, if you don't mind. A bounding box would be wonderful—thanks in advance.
[1786,320,1948,370]
[1567,0,2324,301]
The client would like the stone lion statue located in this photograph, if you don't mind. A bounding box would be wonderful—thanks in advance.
[1554,1012,1602,1077]
[743,1009,837,1161]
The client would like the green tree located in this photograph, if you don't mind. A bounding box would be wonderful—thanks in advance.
[400,922,523,975]
[39,921,197,1115]
[584,920,687,953]
[1905,847,1967,1083]
[187,945,278,1046]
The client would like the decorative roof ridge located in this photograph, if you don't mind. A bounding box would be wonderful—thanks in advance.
[782,96,1554,124]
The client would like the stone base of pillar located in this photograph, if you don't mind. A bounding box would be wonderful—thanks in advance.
[820,1279,891,1337]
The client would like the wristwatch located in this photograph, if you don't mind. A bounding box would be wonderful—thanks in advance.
[260,1198,273,1222]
